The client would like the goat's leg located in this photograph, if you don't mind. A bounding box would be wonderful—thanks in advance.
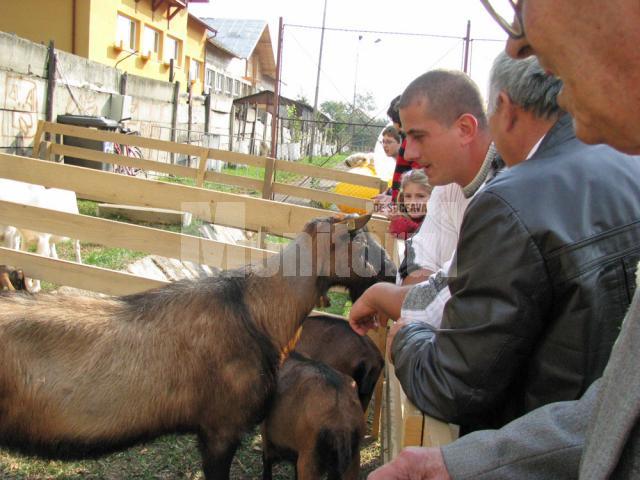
[261,451,273,480]
[73,239,82,263]
[336,450,360,480]
[50,242,58,259]
[198,432,240,480]
[296,455,322,480]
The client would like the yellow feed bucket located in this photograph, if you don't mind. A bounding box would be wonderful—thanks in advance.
[334,165,380,215]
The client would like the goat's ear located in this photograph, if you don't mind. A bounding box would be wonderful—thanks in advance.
[337,213,371,232]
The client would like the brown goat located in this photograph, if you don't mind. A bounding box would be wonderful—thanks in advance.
[262,352,365,480]
[0,265,26,291]
[296,314,384,411]
[0,215,394,480]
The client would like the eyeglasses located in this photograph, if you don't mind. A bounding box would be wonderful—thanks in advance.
[480,0,525,40]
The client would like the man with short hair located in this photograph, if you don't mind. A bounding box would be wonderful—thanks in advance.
[368,1,640,478]
[352,53,640,436]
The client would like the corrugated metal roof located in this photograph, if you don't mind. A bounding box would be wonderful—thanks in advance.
[201,18,267,59]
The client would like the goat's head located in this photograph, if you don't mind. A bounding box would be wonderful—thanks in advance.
[301,215,397,298]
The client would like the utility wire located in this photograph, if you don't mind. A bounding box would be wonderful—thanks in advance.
[285,23,465,40]
[284,23,505,43]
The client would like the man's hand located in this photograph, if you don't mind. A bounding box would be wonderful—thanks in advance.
[349,287,382,336]
[349,283,410,336]
[368,447,451,480]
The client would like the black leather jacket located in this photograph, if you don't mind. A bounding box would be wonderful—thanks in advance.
[392,115,640,431]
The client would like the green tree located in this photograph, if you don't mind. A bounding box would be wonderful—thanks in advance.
[321,92,385,152]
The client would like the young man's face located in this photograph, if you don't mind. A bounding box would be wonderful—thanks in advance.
[400,98,466,187]
[505,0,640,153]
[382,134,400,157]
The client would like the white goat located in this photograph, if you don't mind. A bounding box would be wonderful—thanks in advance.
[0,179,82,291]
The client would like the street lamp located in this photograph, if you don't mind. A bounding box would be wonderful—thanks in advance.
[352,35,382,113]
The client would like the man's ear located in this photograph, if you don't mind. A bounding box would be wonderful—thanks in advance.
[493,91,520,132]
[456,113,479,144]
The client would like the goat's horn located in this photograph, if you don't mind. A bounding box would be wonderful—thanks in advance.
[337,213,372,232]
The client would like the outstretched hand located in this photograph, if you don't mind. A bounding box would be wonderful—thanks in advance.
[349,290,382,336]
[368,447,451,480]
[349,283,411,336]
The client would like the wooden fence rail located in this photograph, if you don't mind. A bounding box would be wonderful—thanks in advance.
[0,200,274,269]
[0,153,390,242]
[33,121,388,211]
[0,247,167,295]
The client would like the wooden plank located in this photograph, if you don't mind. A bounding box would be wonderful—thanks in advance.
[386,362,406,461]
[0,200,275,269]
[367,326,388,440]
[262,156,275,199]
[272,183,371,211]
[50,143,197,179]
[421,416,458,448]
[0,247,166,295]
[274,159,384,189]
[41,121,206,157]
[0,154,390,242]
[97,204,191,226]
[195,154,207,187]
[207,147,267,168]
[202,171,263,191]
[32,120,44,158]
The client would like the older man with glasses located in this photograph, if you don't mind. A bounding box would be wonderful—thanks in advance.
[368,0,640,478]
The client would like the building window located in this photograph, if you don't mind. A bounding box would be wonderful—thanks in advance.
[117,14,137,50]
[143,26,161,58]
[205,69,215,92]
[233,79,240,97]
[215,73,223,92]
[189,59,201,82]
[165,35,181,65]
[225,76,233,95]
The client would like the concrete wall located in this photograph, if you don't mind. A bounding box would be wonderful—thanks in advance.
[0,31,309,161]
[0,30,214,159]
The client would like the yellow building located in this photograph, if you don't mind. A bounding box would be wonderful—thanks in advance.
[0,0,215,92]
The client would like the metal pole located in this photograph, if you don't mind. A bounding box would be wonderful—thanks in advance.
[45,41,57,142]
[309,0,328,159]
[463,20,471,74]
[351,35,362,150]
[270,17,284,159]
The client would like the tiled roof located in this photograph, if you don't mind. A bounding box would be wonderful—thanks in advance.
[201,18,267,59]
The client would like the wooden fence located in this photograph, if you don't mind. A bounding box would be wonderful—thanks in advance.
[33,121,388,212]
[0,152,392,292]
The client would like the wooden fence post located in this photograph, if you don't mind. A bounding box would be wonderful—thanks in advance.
[170,81,180,164]
[195,147,208,187]
[32,121,44,159]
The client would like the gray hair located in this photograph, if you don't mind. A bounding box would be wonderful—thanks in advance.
[398,70,488,130]
[488,51,563,119]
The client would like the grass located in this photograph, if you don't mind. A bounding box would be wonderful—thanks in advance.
[0,418,381,479]
[154,153,349,199]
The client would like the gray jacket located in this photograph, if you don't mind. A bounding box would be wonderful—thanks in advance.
[392,115,640,431]
[442,271,640,479]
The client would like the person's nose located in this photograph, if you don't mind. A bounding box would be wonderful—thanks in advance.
[506,34,534,59]
[404,139,419,162]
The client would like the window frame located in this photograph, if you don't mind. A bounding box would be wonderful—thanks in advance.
[164,35,182,66]
[116,13,138,51]
[142,25,161,58]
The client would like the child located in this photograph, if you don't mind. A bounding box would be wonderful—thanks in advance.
[389,169,432,240]
[380,125,402,160]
